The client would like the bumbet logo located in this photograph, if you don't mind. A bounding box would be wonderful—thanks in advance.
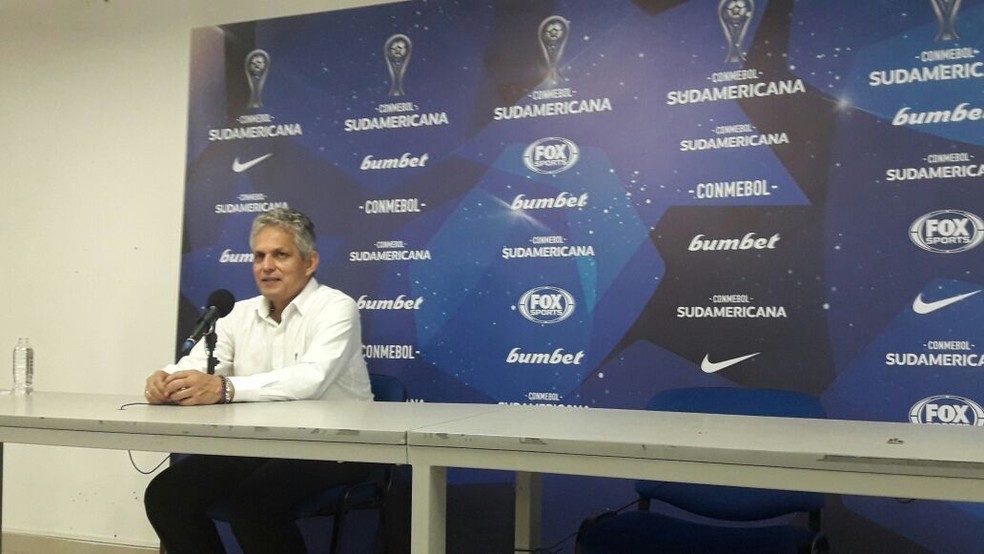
[506,347,585,365]
[357,295,424,310]
[517,286,575,324]
[909,210,984,253]
[523,137,580,175]
[687,232,780,251]
[909,395,984,425]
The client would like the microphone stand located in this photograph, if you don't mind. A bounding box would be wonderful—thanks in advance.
[166,314,220,554]
[205,324,218,375]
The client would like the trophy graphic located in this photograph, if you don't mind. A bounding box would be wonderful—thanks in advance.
[384,34,412,97]
[930,0,962,41]
[539,15,570,86]
[245,49,270,109]
[718,0,754,63]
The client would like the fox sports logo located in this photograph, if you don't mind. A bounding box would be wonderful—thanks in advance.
[909,210,984,253]
[523,137,580,175]
[517,286,576,324]
[909,395,984,426]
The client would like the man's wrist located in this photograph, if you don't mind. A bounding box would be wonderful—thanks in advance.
[218,375,235,403]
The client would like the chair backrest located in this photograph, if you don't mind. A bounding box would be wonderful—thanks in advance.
[369,373,407,402]
[637,387,826,521]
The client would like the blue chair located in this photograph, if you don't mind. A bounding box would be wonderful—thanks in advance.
[576,387,830,554]
[208,373,408,553]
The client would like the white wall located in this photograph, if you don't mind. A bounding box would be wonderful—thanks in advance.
[0,0,398,546]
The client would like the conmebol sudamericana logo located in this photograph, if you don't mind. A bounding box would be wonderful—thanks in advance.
[909,209,984,253]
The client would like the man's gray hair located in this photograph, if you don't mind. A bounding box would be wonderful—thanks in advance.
[250,208,317,259]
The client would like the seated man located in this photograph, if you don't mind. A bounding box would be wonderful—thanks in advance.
[143,208,406,553]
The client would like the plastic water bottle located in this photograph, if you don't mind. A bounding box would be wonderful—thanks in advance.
[12,337,33,395]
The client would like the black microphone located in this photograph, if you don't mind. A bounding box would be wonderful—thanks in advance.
[182,289,235,353]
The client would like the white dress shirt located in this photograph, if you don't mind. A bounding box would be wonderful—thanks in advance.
[166,278,372,402]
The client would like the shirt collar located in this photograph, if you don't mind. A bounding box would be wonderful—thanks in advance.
[290,277,320,316]
[256,277,319,320]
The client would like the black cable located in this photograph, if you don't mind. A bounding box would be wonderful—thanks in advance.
[117,401,152,410]
[513,496,640,553]
[117,401,170,474]
[610,496,642,514]
[128,450,170,475]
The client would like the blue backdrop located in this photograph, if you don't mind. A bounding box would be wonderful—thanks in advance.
[179,1,984,551]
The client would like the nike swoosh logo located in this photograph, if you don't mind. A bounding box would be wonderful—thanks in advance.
[232,153,273,173]
[700,352,760,373]
[912,290,981,315]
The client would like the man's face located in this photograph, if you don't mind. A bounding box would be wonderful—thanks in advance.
[252,226,318,310]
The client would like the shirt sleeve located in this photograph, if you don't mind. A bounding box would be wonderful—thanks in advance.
[228,295,364,401]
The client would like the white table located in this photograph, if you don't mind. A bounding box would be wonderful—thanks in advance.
[408,404,984,553]
[4,395,984,554]
[0,392,499,552]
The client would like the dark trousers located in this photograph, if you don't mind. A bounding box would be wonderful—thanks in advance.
[145,454,410,554]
